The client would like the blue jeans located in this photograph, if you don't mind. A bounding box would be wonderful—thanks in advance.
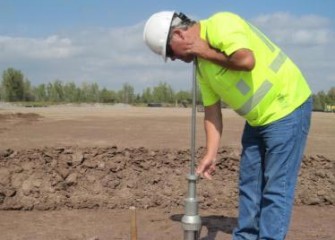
[232,97,312,240]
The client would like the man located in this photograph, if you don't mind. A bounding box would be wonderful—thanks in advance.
[143,11,312,240]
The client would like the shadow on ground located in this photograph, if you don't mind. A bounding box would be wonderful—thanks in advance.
[170,214,237,240]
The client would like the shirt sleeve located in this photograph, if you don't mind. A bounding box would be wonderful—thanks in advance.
[206,12,251,56]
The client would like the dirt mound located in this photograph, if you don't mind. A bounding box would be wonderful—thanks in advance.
[0,112,41,121]
[0,146,333,211]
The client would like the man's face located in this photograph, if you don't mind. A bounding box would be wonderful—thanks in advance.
[167,29,195,63]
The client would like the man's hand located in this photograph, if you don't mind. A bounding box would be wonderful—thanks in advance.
[196,157,216,180]
[172,25,212,57]
[187,37,213,57]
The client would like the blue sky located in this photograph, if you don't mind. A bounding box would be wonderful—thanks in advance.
[0,0,334,93]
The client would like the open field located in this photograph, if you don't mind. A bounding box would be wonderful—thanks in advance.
[0,104,334,158]
[0,104,334,240]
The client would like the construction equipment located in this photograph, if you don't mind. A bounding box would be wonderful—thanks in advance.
[181,60,202,240]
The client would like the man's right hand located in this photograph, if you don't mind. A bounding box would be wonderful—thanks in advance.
[196,157,217,180]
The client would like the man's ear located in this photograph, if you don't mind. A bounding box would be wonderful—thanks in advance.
[173,28,185,40]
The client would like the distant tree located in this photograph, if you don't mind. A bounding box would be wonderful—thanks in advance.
[1,68,25,101]
[100,88,118,103]
[152,82,174,103]
[33,84,47,102]
[88,83,100,102]
[312,94,323,111]
[22,79,35,101]
[53,80,64,102]
[45,80,64,102]
[312,88,335,111]
[63,82,79,102]
[46,82,53,101]
[134,93,142,104]
[327,87,335,104]
[80,82,100,102]
[118,83,135,104]
[318,91,329,107]
[141,87,153,103]
[80,82,89,102]
[175,90,191,104]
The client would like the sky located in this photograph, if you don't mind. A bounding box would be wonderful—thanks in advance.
[0,0,334,94]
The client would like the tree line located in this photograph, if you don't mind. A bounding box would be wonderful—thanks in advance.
[312,88,335,112]
[1,67,334,111]
[0,68,195,105]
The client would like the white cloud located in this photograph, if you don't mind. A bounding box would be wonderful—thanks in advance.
[0,35,79,59]
[252,12,333,46]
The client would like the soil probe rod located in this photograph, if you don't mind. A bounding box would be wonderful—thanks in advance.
[181,60,202,240]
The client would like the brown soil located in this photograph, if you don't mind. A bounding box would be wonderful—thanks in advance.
[0,105,334,240]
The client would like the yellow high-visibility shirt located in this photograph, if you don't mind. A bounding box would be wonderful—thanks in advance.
[198,12,311,126]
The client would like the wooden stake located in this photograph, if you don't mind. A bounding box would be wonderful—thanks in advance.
[130,206,137,240]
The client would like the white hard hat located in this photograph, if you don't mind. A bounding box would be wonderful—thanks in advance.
[143,11,175,62]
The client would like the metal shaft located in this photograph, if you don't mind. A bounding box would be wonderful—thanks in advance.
[190,60,197,175]
[182,60,201,240]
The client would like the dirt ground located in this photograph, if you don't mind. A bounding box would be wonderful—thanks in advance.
[0,103,334,240]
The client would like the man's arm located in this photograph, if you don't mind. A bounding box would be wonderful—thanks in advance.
[196,100,223,179]
[188,33,255,71]
[201,47,255,71]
